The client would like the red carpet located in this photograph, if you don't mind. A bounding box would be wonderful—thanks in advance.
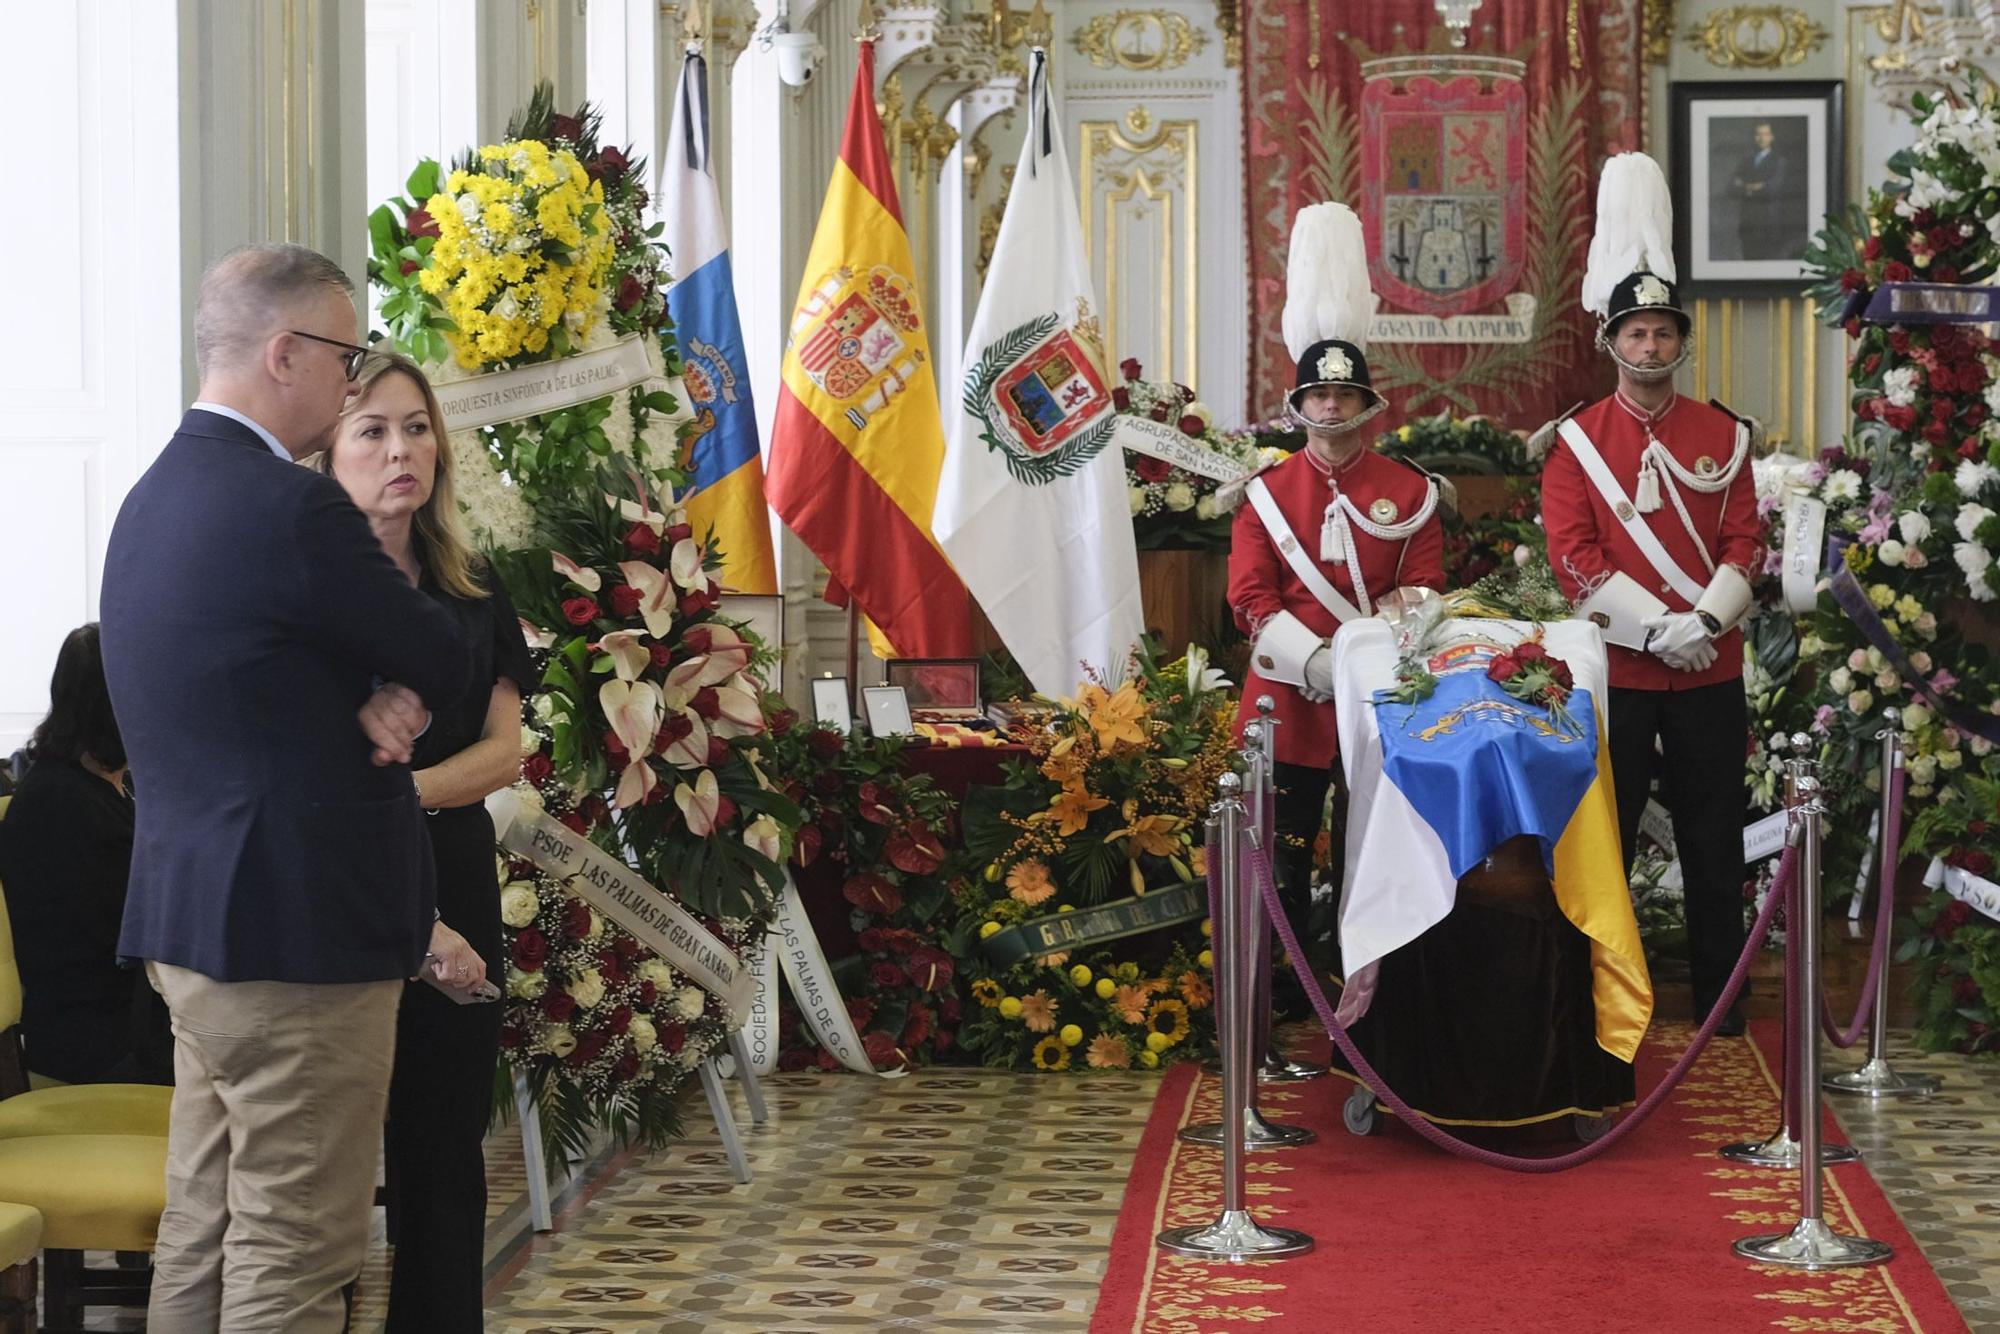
[1092,1022,1968,1333]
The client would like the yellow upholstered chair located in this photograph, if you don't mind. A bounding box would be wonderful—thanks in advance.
[0,794,171,1134]
[0,1201,42,1333]
[0,795,166,1321]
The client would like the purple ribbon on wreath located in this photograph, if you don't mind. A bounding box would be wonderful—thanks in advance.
[1824,531,2000,744]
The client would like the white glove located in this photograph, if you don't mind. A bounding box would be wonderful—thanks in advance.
[1303,643,1335,695]
[1643,612,1718,672]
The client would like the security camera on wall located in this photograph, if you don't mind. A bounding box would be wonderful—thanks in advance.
[771,30,823,86]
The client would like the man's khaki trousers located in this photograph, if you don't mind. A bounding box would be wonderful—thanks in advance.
[146,962,402,1332]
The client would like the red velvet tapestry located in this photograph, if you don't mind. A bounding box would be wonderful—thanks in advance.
[1242,1,1646,429]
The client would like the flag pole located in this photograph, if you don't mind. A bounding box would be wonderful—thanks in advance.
[844,601,862,712]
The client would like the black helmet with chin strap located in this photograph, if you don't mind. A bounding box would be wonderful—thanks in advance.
[1281,202,1385,435]
[1582,153,1692,378]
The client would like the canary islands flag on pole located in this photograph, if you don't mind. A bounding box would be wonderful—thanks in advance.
[1331,618,1653,1062]
[662,48,776,594]
[765,35,972,658]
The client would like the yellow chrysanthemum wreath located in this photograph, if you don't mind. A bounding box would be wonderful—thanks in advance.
[418,139,615,369]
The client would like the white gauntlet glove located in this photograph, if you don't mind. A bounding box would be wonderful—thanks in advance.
[1298,643,1335,703]
[1642,611,1718,672]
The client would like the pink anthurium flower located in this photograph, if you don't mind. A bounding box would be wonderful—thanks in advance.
[669,537,706,591]
[519,617,558,650]
[606,491,668,535]
[675,768,721,835]
[685,624,754,678]
[615,757,658,809]
[599,679,663,762]
[597,629,652,683]
[710,680,767,739]
[657,709,711,768]
[616,561,678,639]
[552,551,602,593]
[742,813,783,861]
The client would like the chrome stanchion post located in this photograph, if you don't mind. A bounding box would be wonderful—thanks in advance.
[1826,707,1941,1098]
[1159,774,1314,1261]
[1251,698,1326,1084]
[1734,752,1894,1270]
[1723,734,1859,1168]
[1182,726,1315,1149]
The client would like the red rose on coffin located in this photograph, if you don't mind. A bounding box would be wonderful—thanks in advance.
[522,753,555,787]
[562,596,600,626]
[511,928,549,971]
[405,206,441,239]
[906,946,954,994]
[1133,455,1172,484]
[608,584,643,617]
[844,872,904,915]
[625,522,662,555]
[1512,641,1548,664]
[1486,653,1521,683]
[1550,660,1575,692]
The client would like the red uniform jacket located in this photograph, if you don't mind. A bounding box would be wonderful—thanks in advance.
[1228,448,1445,767]
[1540,393,1764,692]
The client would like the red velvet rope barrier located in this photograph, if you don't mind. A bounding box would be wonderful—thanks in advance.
[1820,764,1908,1049]
[1246,838,1797,1173]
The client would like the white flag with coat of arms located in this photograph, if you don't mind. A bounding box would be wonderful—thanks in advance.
[933,50,1144,697]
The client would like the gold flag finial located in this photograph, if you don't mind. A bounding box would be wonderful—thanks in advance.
[1024,0,1053,49]
[857,0,881,42]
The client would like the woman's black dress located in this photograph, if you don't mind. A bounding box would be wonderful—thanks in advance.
[0,757,171,1085]
[383,571,531,1331]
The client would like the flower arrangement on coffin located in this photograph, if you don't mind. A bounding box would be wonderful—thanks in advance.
[1903,775,2000,1054]
[1115,358,1288,552]
[761,729,964,1071]
[1377,411,1541,477]
[369,85,682,538]
[952,642,1233,1070]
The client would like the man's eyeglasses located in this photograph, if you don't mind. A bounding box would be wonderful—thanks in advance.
[288,330,376,381]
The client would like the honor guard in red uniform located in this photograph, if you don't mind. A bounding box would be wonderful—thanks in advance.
[1538,153,1762,1035]
[1227,203,1445,945]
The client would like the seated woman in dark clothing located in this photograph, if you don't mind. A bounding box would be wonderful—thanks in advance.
[0,623,172,1085]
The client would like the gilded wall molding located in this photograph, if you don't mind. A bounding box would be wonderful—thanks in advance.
[1683,5,1830,69]
[1071,10,1207,72]
[1079,114,1199,385]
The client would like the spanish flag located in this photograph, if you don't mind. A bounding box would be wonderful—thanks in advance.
[765,38,972,658]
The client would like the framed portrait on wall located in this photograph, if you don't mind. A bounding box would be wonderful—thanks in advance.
[1670,80,1844,294]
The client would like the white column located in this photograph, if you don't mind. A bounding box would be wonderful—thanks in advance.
[364,0,483,222]
[0,0,183,750]
[586,0,663,178]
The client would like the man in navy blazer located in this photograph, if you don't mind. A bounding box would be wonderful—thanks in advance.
[101,244,472,1331]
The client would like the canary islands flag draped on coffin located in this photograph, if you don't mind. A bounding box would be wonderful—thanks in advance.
[1331,618,1652,1061]
[934,51,1143,696]
[661,49,776,594]
[765,39,972,657]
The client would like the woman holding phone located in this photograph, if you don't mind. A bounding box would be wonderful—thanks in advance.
[315,351,530,1329]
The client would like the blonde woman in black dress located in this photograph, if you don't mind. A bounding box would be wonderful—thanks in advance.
[316,352,530,1329]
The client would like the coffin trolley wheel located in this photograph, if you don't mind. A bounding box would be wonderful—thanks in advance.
[1572,1111,1614,1144]
[1342,1083,1380,1136]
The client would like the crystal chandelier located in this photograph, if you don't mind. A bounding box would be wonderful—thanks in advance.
[1436,0,1482,48]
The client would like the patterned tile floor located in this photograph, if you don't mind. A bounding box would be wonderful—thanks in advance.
[75,1034,2000,1331]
